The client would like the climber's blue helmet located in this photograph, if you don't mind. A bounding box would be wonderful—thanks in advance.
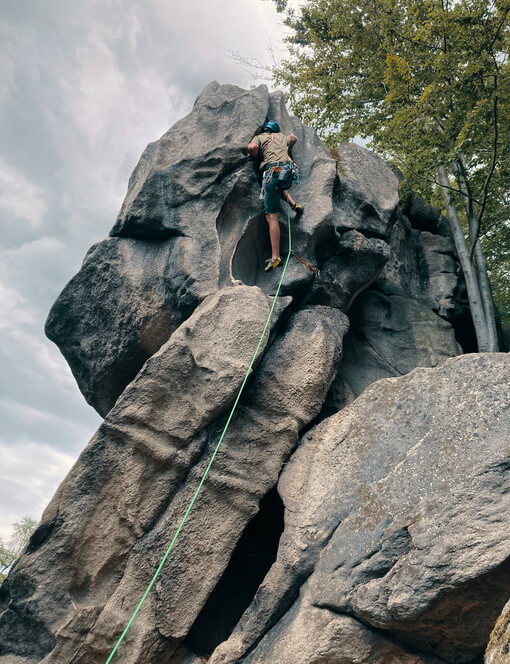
[263,120,281,133]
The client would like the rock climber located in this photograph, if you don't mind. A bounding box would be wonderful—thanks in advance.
[247,120,303,271]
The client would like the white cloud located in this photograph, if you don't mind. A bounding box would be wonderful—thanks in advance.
[2,326,77,394]
[0,439,76,542]
[0,158,48,227]
[0,396,94,444]
[0,237,65,334]
[2,236,65,259]
[0,279,36,330]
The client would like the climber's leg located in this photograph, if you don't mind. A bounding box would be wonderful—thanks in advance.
[281,189,295,208]
[263,173,282,268]
[265,212,280,262]
[281,189,304,214]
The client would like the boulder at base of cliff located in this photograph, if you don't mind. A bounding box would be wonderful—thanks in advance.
[210,353,510,664]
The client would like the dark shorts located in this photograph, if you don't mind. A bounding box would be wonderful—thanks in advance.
[262,162,290,214]
[263,173,282,213]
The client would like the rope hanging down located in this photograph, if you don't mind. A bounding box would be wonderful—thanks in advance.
[104,205,293,664]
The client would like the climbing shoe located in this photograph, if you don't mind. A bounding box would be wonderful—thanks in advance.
[265,257,282,271]
[293,204,304,215]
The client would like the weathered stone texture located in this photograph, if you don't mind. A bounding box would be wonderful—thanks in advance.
[219,353,510,664]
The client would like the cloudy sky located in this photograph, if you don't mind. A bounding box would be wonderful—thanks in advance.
[0,0,298,542]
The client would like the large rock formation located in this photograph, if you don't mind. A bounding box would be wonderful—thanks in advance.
[2,83,507,664]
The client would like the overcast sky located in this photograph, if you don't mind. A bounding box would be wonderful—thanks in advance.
[0,0,298,542]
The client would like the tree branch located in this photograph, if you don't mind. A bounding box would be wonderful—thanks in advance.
[426,175,482,204]
[454,156,475,222]
[471,74,499,258]
[391,152,482,203]
[489,5,510,53]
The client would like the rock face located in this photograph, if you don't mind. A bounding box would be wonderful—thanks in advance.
[2,82,507,664]
[228,353,510,664]
[6,293,346,664]
[46,81,345,416]
[485,599,510,663]
[45,237,191,416]
[324,193,465,413]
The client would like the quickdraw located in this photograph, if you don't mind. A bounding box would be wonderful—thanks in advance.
[292,251,319,276]
[260,161,300,199]
[289,161,300,185]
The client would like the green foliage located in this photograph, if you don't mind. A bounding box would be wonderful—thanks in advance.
[484,220,510,324]
[270,0,289,12]
[0,517,37,582]
[272,0,510,322]
[0,543,14,582]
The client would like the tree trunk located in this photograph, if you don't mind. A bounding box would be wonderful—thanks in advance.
[452,158,500,351]
[473,240,499,350]
[437,165,491,352]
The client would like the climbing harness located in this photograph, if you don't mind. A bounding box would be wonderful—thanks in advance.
[278,161,300,189]
[260,161,300,200]
[260,164,281,200]
[103,204,294,664]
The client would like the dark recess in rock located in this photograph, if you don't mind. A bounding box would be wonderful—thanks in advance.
[502,324,510,351]
[401,192,446,235]
[452,307,478,353]
[184,487,284,658]
[26,514,61,554]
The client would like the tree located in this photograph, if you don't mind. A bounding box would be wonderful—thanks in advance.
[0,517,37,582]
[272,0,510,348]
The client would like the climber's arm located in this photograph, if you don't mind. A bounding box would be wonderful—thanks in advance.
[288,134,297,146]
[247,141,259,158]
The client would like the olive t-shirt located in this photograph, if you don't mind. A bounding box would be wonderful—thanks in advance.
[251,132,291,171]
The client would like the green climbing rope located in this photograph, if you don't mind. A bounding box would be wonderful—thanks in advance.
[104,205,293,663]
